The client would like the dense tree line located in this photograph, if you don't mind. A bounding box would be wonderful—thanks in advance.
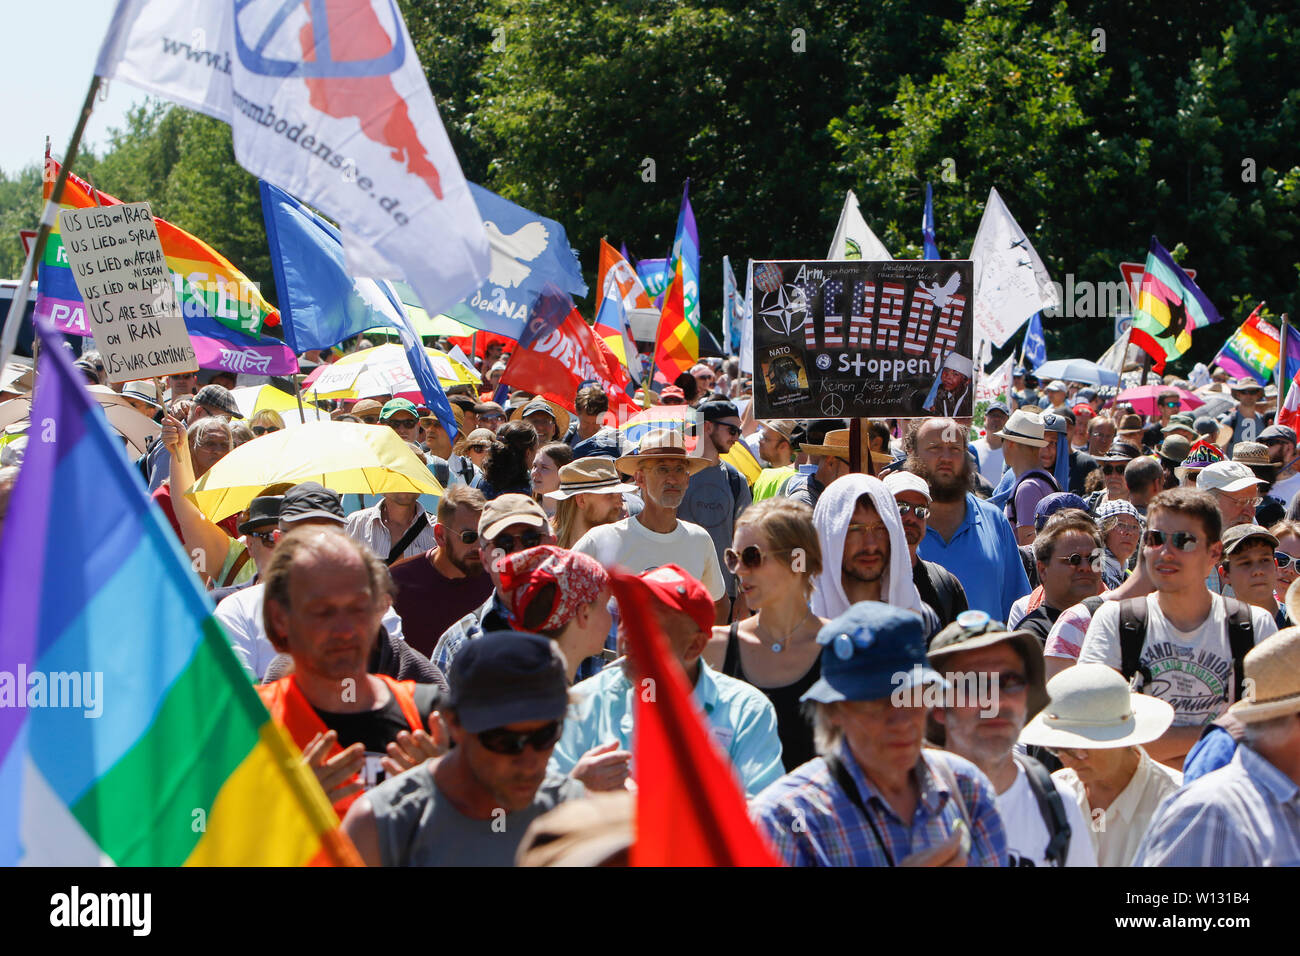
[2,0,1296,373]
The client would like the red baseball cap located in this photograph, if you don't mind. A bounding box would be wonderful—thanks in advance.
[638,565,713,633]
[1071,403,1094,418]
[659,385,686,405]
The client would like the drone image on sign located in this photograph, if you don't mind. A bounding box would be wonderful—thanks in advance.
[750,259,975,420]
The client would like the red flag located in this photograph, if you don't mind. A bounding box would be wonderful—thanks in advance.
[607,570,782,867]
[500,287,634,413]
[653,258,697,386]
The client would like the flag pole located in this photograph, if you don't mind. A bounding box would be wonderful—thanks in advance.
[1276,311,1290,391]
[0,75,102,377]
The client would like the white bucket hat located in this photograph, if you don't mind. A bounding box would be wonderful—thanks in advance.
[1018,663,1174,749]
[994,408,1048,448]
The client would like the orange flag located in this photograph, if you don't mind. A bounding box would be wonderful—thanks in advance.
[608,569,782,867]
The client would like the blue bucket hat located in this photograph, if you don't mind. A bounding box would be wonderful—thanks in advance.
[801,602,946,704]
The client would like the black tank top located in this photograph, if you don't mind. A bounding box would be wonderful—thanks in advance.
[721,621,819,772]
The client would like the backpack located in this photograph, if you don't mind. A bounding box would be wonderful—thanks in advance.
[1007,468,1060,528]
[1116,596,1255,702]
[1011,752,1072,867]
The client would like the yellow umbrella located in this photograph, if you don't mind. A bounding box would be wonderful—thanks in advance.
[228,384,329,425]
[305,343,480,401]
[187,420,443,522]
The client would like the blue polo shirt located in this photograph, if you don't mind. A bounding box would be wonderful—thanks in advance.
[918,492,1029,621]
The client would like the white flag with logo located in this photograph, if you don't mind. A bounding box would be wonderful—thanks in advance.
[94,0,489,322]
[968,188,1059,348]
[827,190,892,261]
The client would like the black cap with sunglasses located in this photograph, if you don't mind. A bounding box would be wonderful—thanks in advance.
[447,631,569,738]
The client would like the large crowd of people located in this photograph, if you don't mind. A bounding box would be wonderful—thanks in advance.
[4,348,1300,868]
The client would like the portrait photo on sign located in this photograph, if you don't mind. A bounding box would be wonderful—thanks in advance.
[749,260,974,420]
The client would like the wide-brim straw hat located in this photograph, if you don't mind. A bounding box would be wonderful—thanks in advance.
[1019,663,1174,749]
[614,428,711,477]
[798,428,894,466]
[511,397,572,437]
[1228,624,1300,722]
[545,457,639,500]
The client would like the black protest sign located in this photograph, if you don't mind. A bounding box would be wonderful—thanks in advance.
[750,260,975,420]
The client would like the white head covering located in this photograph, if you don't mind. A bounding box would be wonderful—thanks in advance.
[942,352,974,377]
[811,473,925,619]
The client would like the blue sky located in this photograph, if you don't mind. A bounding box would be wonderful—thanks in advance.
[2,1,143,176]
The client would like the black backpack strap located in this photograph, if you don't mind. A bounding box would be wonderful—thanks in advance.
[1013,753,1072,867]
[1081,595,1106,615]
[1222,597,1255,703]
[824,753,895,866]
[1117,597,1151,690]
[386,513,430,566]
[721,620,741,677]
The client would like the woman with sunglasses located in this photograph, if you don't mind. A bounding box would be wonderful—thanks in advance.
[703,498,826,771]
[448,427,496,486]
[474,422,539,500]
[1269,519,1300,595]
[529,442,573,519]
[249,409,284,438]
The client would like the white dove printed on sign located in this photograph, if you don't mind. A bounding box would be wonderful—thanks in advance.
[920,271,962,311]
[484,219,551,288]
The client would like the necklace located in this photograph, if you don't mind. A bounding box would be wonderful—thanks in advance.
[759,611,815,653]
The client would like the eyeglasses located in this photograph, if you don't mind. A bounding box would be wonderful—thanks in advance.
[896,502,930,520]
[1219,495,1262,509]
[492,529,543,553]
[1055,549,1103,568]
[1276,552,1300,571]
[467,444,489,453]
[1143,529,1199,551]
[997,672,1029,695]
[1100,463,1128,475]
[724,545,791,573]
[251,425,280,436]
[478,413,503,424]
[457,529,480,545]
[1046,747,1091,761]
[846,522,889,539]
[476,720,563,756]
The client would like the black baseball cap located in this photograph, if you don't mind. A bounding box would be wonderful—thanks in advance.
[279,482,345,526]
[701,399,741,423]
[448,632,569,733]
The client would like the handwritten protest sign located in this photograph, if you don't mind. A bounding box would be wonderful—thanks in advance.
[59,201,197,383]
[750,259,974,419]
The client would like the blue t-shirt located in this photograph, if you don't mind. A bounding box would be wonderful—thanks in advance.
[919,492,1030,621]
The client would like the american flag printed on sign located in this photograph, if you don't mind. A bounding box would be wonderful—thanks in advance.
[930,295,966,362]
[822,279,845,347]
[903,286,936,357]
[754,262,783,294]
[848,280,874,348]
[876,282,906,350]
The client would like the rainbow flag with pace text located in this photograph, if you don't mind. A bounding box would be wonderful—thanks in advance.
[1213,305,1300,384]
[0,325,358,866]
[36,158,294,374]
[1129,236,1223,372]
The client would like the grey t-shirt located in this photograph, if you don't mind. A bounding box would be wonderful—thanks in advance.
[366,762,583,866]
[678,461,751,597]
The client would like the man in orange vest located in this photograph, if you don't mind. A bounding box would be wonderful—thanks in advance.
[259,526,445,815]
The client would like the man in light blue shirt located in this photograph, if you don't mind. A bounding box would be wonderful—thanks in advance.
[1135,628,1300,866]
[551,565,783,797]
[908,418,1030,620]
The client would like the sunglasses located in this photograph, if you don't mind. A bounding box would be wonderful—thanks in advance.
[896,502,930,520]
[713,423,740,438]
[723,545,790,573]
[1100,463,1131,475]
[246,530,277,546]
[251,425,280,436]
[359,416,381,425]
[1143,529,1199,551]
[1046,746,1091,761]
[1162,400,1180,408]
[1056,549,1103,568]
[492,529,543,553]
[997,672,1029,695]
[388,418,419,428]
[1275,552,1300,571]
[476,720,563,756]
[457,529,480,545]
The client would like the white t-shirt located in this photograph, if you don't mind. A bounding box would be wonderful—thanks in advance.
[1007,594,1031,629]
[972,438,1005,488]
[1269,470,1300,511]
[215,583,407,681]
[1076,594,1276,726]
[570,515,726,600]
[996,762,1097,867]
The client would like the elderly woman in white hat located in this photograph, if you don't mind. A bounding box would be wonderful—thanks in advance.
[1019,663,1179,867]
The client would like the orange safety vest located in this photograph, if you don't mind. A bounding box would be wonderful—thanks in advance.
[258,673,424,816]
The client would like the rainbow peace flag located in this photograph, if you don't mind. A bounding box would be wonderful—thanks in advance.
[0,327,358,866]
[1212,305,1298,384]
[37,158,288,364]
[653,258,698,385]
[1130,236,1223,372]
[618,403,703,453]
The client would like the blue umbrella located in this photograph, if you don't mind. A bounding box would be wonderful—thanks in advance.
[1033,358,1120,388]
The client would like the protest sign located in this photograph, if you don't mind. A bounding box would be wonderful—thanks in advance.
[750,259,974,420]
[59,201,196,383]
